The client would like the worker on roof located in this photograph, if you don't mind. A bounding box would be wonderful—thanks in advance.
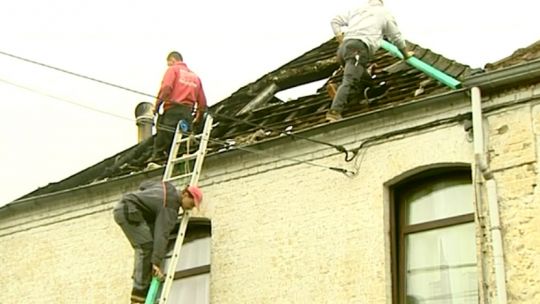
[150,51,207,162]
[326,0,411,122]
[113,180,203,304]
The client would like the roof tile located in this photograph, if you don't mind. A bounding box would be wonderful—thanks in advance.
[17,38,473,200]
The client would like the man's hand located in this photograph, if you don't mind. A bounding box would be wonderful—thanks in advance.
[402,50,414,60]
[152,264,164,281]
[193,111,204,125]
[153,103,160,115]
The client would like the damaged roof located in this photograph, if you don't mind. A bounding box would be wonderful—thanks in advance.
[16,38,474,201]
[485,39,540,71]
[210,39,473,142]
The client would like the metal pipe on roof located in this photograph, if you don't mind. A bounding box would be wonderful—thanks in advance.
[135,102,155,143]
[380,40,462,89]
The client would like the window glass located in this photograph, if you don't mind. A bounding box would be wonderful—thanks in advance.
[163,236,211,272]
[405,223,477,303]
[168,274,210,304]
[405,180,473,225]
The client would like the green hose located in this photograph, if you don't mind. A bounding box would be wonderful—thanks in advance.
[380,40,462,89]
[145,277,161,304]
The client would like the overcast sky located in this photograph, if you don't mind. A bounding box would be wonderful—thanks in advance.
[0,0,538,205]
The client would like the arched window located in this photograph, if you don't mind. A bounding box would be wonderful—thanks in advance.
[391,169,477,303]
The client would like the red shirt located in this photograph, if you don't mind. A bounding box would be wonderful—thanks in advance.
[159,62,207,111]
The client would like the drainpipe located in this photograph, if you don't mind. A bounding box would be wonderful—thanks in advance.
[135,102,155,143]
[471,87,508,304]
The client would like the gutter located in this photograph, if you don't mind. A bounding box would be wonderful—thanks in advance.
[0,167,164,213]
[464,58,540,90]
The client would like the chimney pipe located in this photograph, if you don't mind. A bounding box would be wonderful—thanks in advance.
[134,102,154,143]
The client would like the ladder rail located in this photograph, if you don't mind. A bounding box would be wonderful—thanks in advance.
[189,116,213,186]
[163,124,184,180]
[154,115,214,304]
[157,211,191,304]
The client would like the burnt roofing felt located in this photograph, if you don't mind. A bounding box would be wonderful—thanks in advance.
[17,37,474,201]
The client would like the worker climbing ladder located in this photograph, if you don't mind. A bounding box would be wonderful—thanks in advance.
[145,115,214,304]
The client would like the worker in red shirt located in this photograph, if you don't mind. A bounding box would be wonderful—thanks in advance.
[150,51,207,162]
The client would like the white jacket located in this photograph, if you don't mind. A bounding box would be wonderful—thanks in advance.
[331,0,407,55]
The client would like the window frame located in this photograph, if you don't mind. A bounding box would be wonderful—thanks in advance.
[165,218,211,302]
[390,168,474,304]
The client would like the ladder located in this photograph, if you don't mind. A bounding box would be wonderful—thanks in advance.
[145,115,213,304]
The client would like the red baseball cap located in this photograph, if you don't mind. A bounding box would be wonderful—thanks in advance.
[187,185,203,207]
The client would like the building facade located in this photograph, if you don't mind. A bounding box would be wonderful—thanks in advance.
[2,41,540,303]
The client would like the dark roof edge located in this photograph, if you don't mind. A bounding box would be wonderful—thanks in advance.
[16,137,153,201]
[4,88,470,212]
[12,56,537,208]
[464,58,540,90]
[1,166,163,213]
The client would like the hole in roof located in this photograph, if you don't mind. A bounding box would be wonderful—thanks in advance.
[275,78,329,102]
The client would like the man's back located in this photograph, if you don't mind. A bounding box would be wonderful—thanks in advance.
[130,181,180,215]
[331,0,405,55]
[161,62,206,111]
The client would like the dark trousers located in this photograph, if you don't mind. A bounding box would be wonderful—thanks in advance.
[152,104,193,158]
[113,195,154,294]
[330,39,371,113]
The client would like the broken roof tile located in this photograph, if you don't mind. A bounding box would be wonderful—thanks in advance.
[17,38,474,200]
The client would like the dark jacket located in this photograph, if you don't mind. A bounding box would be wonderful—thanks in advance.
[129,180,181,266]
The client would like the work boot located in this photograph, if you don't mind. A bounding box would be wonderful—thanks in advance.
[325,110,343,122]
[146,162,163,170]
[130,288,147,304]
[147,151,167,164]
[131,294,146,304]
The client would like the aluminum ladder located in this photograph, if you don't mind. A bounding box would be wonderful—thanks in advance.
[145,115,213,304]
